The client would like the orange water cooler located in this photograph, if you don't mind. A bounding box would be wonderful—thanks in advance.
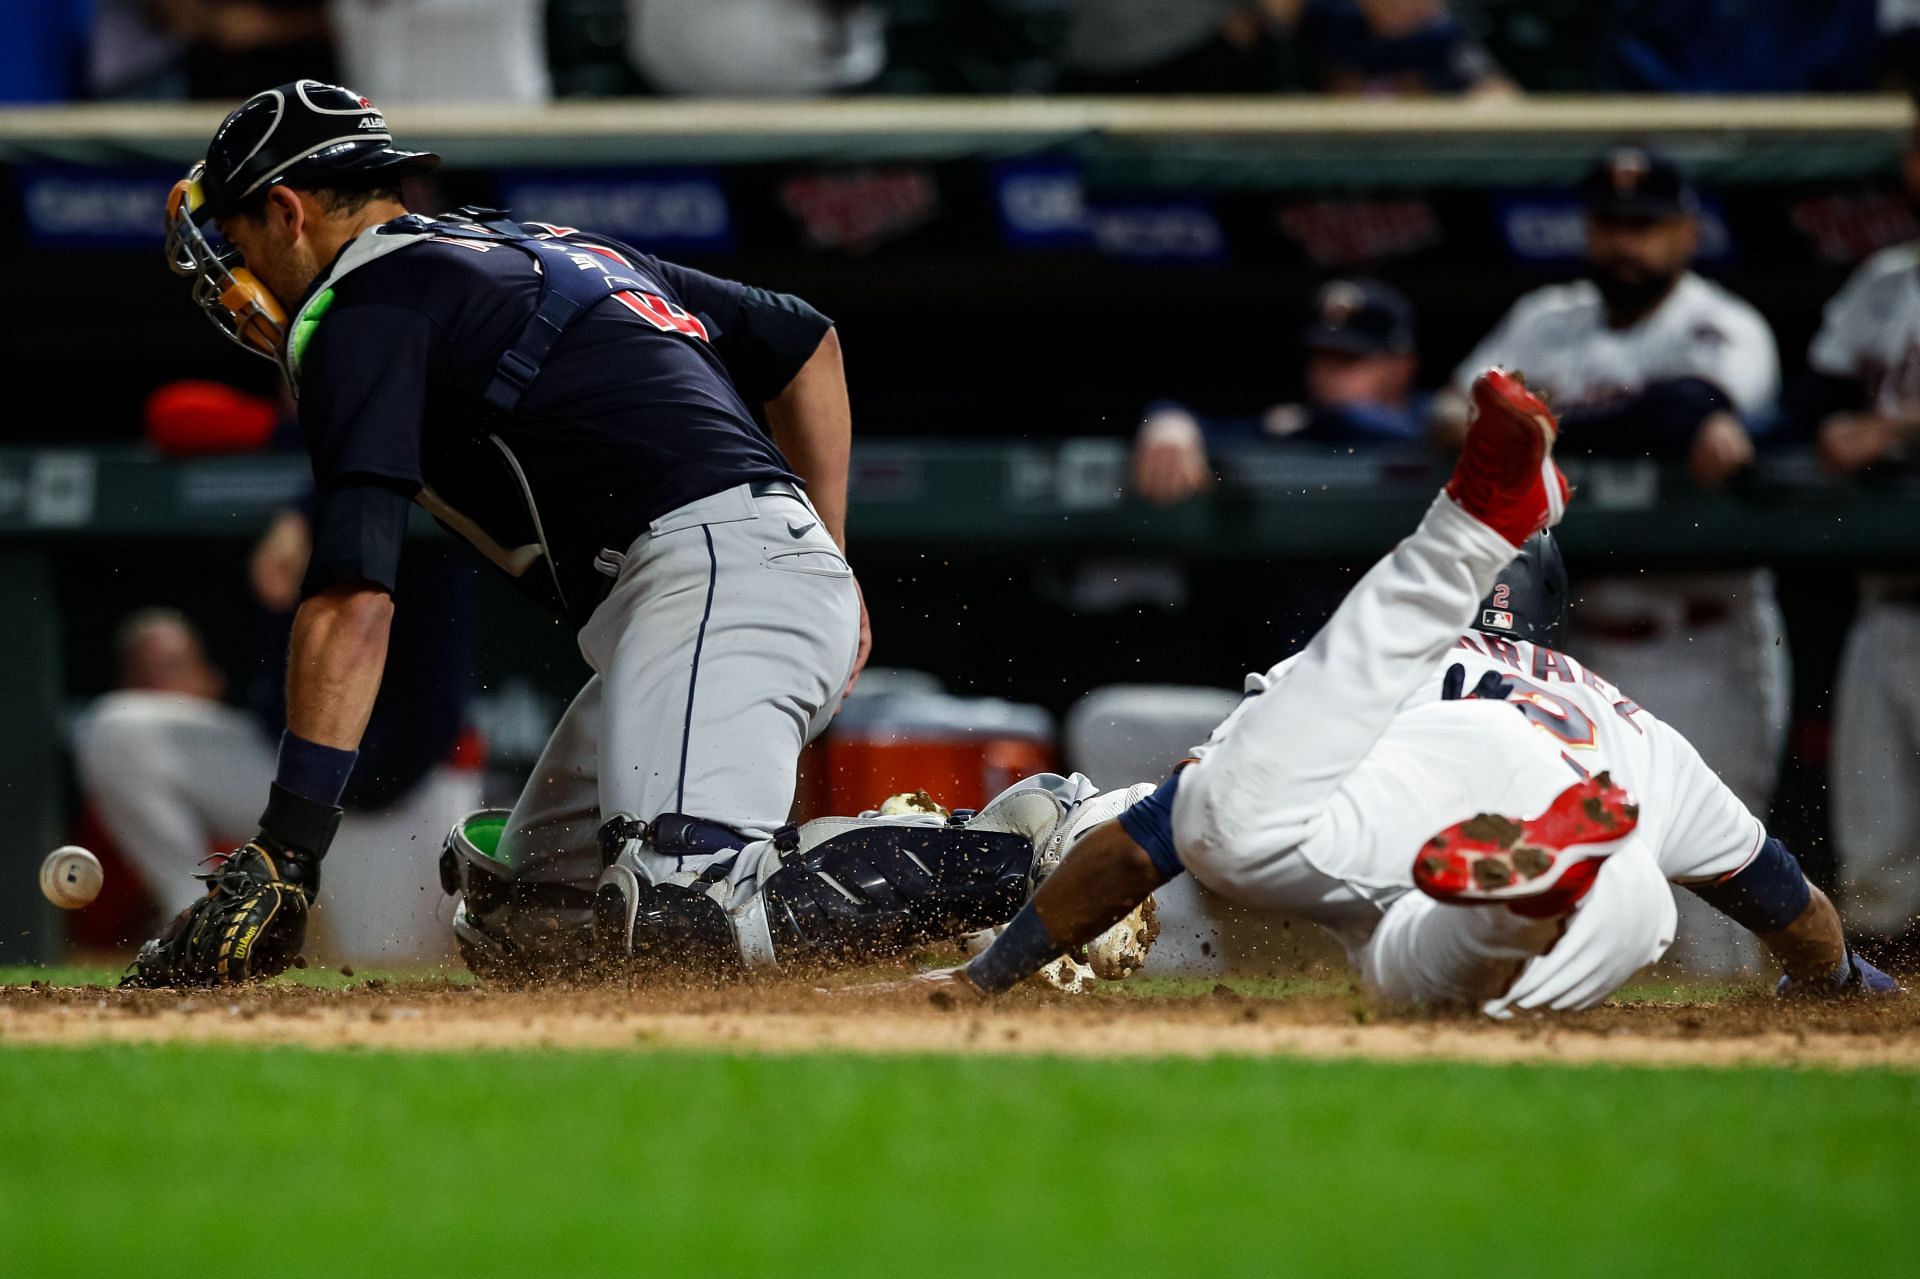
[798,678,1056,819]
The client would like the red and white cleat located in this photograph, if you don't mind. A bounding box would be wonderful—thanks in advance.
[1414,773,1640,918]
[1446,367,1571,547]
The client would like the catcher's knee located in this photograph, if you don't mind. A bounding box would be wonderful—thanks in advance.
[590,863,737,974]
[592,811,775,973]
[441,809,596,982]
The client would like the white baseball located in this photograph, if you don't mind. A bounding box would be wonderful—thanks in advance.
[40,846,103,910]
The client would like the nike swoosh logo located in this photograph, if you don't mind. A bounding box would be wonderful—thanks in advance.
[787,521,818,538]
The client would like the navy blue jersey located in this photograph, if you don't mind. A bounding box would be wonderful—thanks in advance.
[294,216,828,622]
[1299,0,1503,94]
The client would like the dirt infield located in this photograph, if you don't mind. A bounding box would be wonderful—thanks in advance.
[4,976,1917,1069]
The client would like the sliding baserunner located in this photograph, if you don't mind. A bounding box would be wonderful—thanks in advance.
[939,370,1895,1015]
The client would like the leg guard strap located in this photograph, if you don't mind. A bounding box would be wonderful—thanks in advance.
[597,811,798,869]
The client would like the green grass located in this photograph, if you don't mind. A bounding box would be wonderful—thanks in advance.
[0,964,125,987]
[0,1045,1912,1278]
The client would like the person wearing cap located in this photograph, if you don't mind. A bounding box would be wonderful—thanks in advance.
[134,80,873,986]
[1131,278,1428,505]
[1445,147,1776,489]
[1443,143,1786,975]
[73,380,482,968]
[1794,91,1920,964]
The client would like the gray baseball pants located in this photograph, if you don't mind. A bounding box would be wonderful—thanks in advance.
[496,480,861,954]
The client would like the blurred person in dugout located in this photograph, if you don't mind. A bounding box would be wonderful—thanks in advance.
[329,0,550,103]
[1599,0,1886,94]
[73,504,481,969]
[1439,144,1785,972]
[1800,96,1920,961]
[117,0,549,103]
[144,0,338,98]
[627,0,885,96]
[1059,0,1512,96]
[1131,277,1429,506]
[1128,278,1430,656]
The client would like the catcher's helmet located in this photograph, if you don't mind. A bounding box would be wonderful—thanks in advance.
[166,81,439,374]
[1474,530,1568,650]
[197,79,440,220]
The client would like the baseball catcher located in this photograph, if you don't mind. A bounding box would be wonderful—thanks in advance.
[133,80,1152,987]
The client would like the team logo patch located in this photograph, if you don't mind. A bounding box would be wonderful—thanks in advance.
[1482,608,1515,631]
[1608,149,1650,196]
[1319,281,1363,327]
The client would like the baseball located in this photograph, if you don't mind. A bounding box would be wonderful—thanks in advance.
[40,846,103,910]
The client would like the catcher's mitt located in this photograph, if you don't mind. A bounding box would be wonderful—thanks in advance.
[121,842,317,988]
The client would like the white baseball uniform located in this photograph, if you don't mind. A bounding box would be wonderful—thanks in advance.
[1455,274,1779,415]
[1169,493,1765,1015]
[73,691,479,965]
[1808,240,1920,936]
[1455,272,1788,971]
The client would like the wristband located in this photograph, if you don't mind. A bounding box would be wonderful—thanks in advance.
[1686,838,1810,934]
[257,781,344,860]
[963,903,1063,994]
[1117,770,1187,879]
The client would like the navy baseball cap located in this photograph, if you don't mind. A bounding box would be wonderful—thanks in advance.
[197,80,440,221]
[1303,279,1416,356]
[1580,145,1697,220]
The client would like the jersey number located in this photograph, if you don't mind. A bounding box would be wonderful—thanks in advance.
[1504,674,1598,750]
[612,290,710,342]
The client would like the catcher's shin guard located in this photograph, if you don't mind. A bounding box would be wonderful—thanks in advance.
[440,809,596,982]
[758,781,1077,965]
[760,823,1036,964]
[591,787,1068,973]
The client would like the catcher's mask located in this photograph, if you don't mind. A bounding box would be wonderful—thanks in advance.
[165,162,291,371]
[165,81,441,379]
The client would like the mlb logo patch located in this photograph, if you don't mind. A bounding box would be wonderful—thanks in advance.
[1481,608,1515,631]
